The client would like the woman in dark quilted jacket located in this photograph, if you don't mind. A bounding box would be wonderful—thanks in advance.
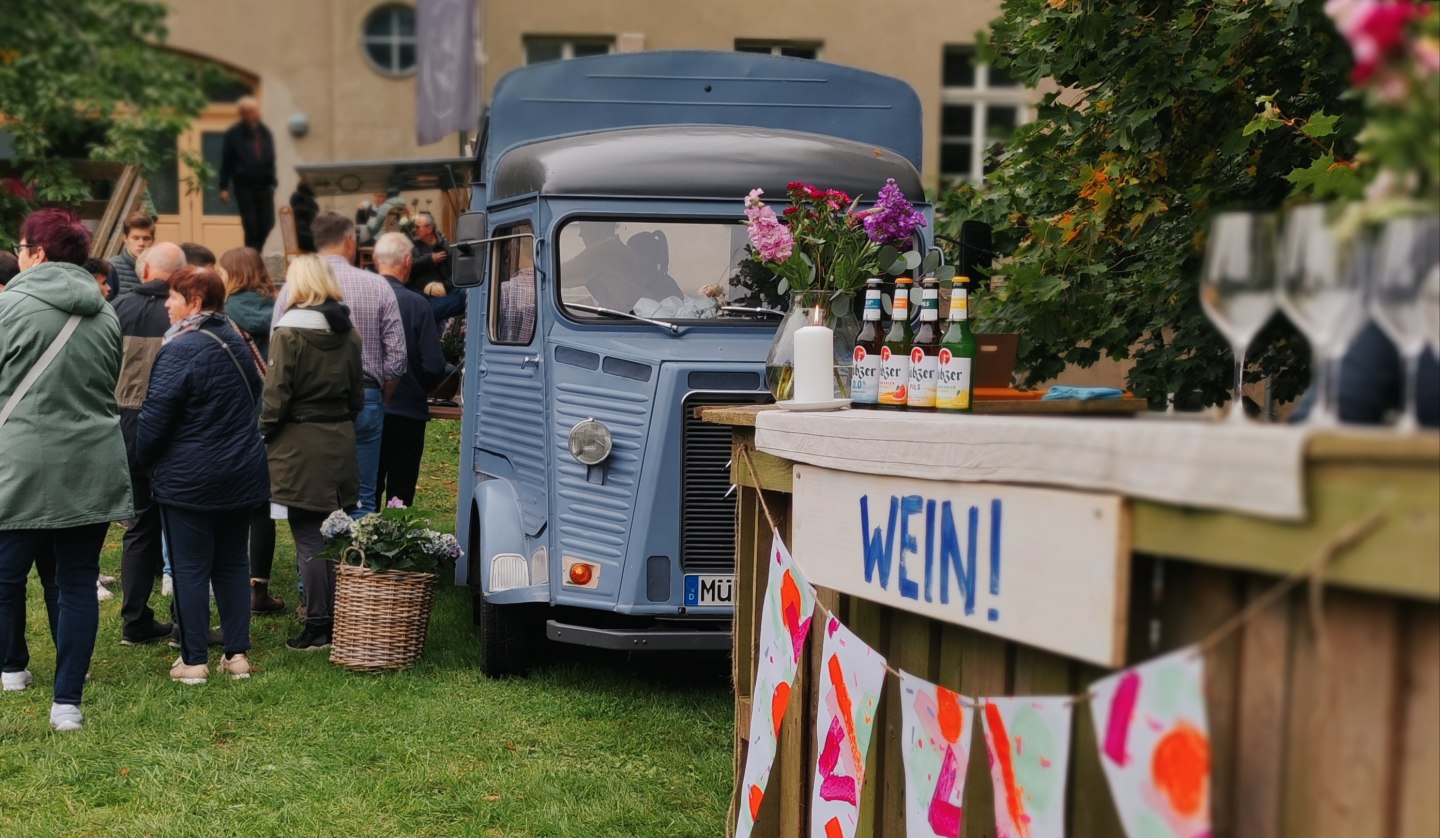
[136,267,270,685]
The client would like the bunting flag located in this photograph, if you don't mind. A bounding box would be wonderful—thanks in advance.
[810,617,888,838]
[898,671,974,838]
[980,696,1074,838]
[735,533,817,838]
[1088,648,1212,838]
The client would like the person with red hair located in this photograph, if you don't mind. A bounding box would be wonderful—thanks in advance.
[0,210,133,731]
[134,266,269,684]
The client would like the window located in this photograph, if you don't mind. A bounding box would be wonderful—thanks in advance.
[940,46,1028,183]
[362,4,417,77]
[491,224,538,345]
[524,37,613,65]
[557,219,783,323]
[735,40,820,60]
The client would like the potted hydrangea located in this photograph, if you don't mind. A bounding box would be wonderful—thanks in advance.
[320,499,462,671]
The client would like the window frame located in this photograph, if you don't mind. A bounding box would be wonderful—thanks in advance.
[734,40,822,60]
[488,224,539,346]
[361,3,418,78]
[939,46,1030,184]
[523,36,615,65]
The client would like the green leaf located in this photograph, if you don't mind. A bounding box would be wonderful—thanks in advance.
[1299,112,1338,139]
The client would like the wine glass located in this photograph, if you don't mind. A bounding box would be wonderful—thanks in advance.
[1371,215,1440,432]
[1200,211,1279,423]
[1276,205,1371,426]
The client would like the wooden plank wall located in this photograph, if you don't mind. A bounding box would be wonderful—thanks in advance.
[730,484,1440,837]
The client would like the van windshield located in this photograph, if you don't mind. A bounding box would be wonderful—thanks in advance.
[557,219,786,322]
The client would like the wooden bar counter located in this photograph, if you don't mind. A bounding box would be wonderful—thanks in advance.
[705,403,1439,838]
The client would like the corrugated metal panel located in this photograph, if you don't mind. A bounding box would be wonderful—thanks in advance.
[475,347,549,535]
[553,379,651,568]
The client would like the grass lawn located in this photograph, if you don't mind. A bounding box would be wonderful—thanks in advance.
[0,422,735,837]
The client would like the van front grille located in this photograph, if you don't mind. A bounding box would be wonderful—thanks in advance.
[680,391,769,575]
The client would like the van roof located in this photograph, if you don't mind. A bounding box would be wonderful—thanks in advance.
[484,51,923,184]
[492,126,922,202]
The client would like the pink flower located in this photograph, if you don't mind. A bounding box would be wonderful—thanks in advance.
[1329,0,1428,85]
[387,497,408,510]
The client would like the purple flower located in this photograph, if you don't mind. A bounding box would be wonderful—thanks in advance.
[861,178,927,246]
[387,497,408,510]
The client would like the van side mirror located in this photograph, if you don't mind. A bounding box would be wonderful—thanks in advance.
[450,211,488,288]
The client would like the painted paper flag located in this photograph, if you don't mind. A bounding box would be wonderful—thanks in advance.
[1088,648,1211,838]
[735,533,818,838]
[981,696,1073,838]
[810,617,888,838]
[898,671,975,838]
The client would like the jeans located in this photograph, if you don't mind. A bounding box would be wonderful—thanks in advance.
[160,506,251,665]
[249,505,276,581]
[3,553,58,673]
[353,388,385,517]
[428,289,466,324]
[0,524,106,705]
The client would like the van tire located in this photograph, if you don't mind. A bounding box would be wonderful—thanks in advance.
[476,595,541,678]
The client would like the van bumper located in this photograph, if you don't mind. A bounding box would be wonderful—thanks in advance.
[546,619,732,651]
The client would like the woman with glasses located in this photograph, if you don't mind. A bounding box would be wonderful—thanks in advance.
[0,210,133,731]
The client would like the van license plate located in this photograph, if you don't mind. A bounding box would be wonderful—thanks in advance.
[684,574,734,607]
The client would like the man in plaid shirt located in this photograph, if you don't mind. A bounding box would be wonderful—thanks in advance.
[271,211,407,515]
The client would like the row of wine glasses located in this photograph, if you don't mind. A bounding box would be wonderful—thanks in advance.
[1200,208,1440,429]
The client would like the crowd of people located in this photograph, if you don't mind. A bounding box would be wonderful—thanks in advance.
[0,206,451,731]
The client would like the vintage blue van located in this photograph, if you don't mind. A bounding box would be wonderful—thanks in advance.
[450,50,929,675]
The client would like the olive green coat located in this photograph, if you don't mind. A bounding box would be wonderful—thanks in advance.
[0,262,133,529]
[260,308,364,513]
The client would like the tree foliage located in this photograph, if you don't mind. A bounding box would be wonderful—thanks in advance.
[0,0,218,243]
[937,0,1364,408]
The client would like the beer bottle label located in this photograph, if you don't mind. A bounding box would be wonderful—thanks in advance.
[936,348,973,410]
[878,345,911,405]
[863,288,883,321]
[907,347,938,408]
[851,345,881,404]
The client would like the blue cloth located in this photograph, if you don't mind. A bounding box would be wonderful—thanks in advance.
[160,506,251,665]
[353,389,386,517]
[0,524,106,705]
[1043,386,1125,401]
[428,288,466,324]
[135,318,271,511]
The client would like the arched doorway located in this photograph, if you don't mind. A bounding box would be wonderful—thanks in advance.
[147,60,258,253]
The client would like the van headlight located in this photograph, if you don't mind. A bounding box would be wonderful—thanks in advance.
[568,418,613,465]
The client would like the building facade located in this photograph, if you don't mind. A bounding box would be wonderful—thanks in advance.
[160,0,1029,253]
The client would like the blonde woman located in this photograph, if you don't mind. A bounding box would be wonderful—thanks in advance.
[260,255,363,651]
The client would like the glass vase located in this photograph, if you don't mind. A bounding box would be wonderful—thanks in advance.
[765,290,860,401]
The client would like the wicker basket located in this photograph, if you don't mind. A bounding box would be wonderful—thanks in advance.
[330,547,439,672]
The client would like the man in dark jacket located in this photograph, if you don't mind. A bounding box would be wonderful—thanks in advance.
[111,242,186,645]
[290,179,319,253]
[410,212,464,323]
[371,233,448,508]
[217,96,278,252]
[108,212,155,295]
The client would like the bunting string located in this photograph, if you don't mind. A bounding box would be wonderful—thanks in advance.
[736,444,1389,708]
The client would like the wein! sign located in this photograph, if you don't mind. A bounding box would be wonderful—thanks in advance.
[790,465,1130,666]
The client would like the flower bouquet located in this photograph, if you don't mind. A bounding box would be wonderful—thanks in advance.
[742,179,955,399]
[320,500,461,671]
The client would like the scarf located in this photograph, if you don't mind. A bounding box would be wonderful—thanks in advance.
[163,311,215,344]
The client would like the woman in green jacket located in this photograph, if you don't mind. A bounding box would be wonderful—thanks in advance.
[261,255,363,652]
[0,210,133,732]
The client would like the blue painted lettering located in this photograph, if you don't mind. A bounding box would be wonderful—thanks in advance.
[898,495,922,600]
[859,495,898,589]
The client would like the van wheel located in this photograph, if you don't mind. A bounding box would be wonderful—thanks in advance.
[476,595,542,678]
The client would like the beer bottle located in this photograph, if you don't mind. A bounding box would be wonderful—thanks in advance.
[877,277,914,410]
[907,276,941,411]
[937,280,978,413]
[850,277,884,408]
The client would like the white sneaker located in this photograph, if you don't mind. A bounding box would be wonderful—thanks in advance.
[97,580,114,602]
[2,670,33,692]
[50,703,83,731]
[98,574,117,585]
[161,574,173,597]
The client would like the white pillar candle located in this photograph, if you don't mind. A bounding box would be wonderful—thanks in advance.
[793,321,834,403]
